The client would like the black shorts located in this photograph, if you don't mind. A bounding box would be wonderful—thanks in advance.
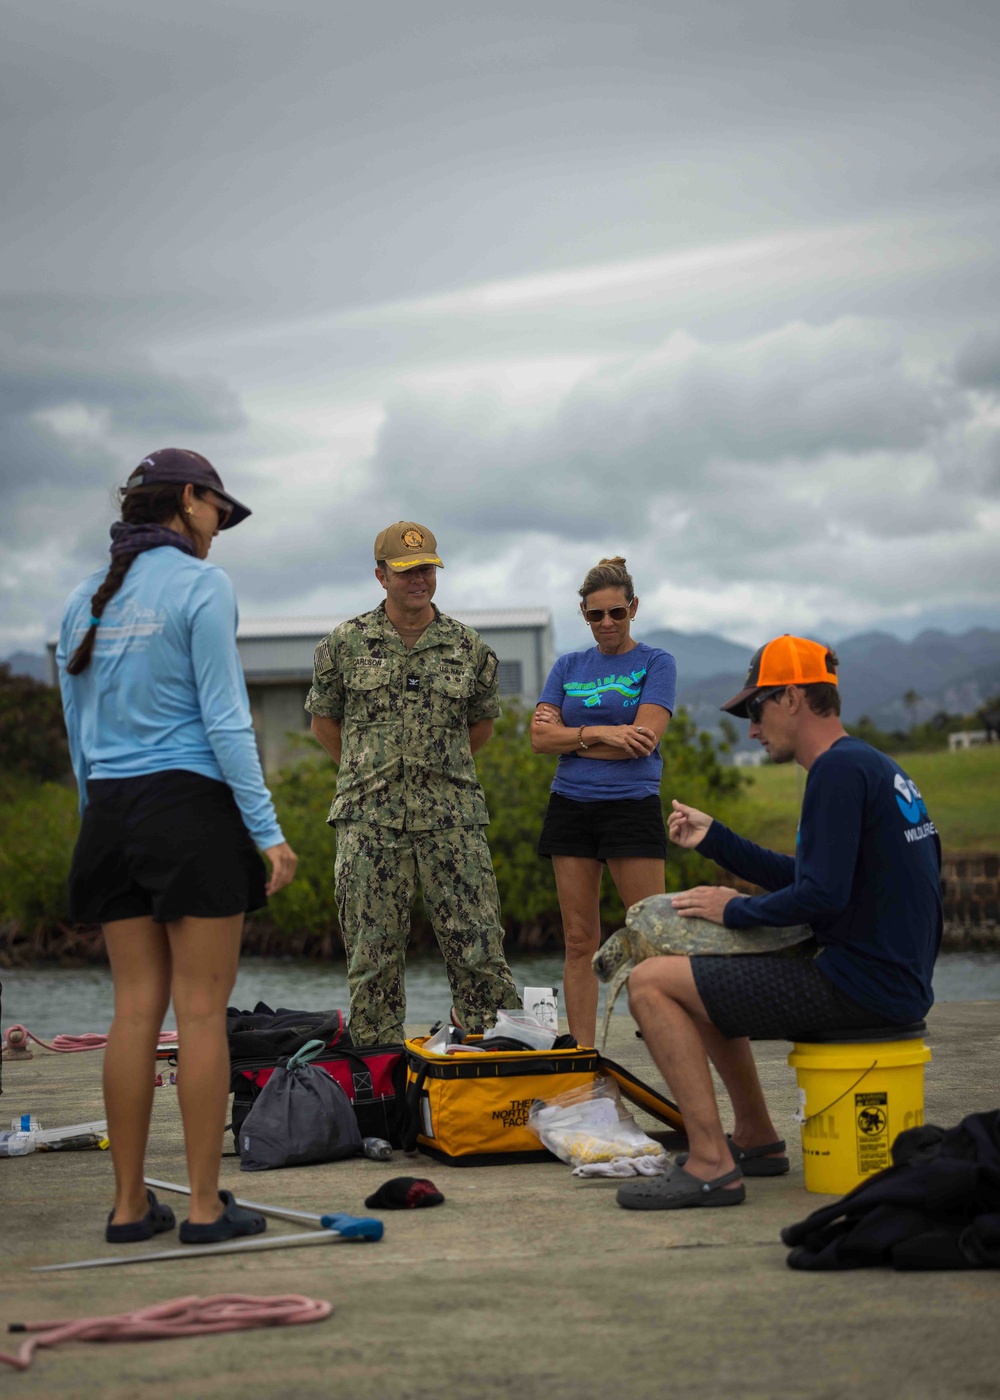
[69,770,267,925]
[691,952,904,1040]
[537,792,667,862]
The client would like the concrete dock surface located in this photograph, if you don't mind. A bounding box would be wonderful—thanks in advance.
[2,1001,998,1399]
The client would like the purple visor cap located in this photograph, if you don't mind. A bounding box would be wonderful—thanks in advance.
[126,448,251,529]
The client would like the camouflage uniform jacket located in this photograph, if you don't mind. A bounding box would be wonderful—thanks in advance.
[305,603,501,830]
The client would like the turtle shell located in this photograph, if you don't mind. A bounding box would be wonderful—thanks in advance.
[624,893,812,958]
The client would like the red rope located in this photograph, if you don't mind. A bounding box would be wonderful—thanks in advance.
[3,1023,178,1054]
[1,1293,333,1371]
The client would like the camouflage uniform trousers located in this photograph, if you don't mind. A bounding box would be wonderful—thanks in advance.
[334,821,519,1045]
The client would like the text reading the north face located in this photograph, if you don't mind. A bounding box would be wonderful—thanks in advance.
[492,1099,536,1129]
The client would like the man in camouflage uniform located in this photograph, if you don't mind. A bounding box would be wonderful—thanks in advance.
[306,521,519,1045]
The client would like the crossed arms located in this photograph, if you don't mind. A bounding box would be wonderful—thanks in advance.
[529,702,671,759]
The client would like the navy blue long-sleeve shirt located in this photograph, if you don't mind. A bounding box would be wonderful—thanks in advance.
[699,737,942,1023]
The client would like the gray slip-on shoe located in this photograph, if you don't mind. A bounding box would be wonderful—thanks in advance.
[616,1161,745,1210]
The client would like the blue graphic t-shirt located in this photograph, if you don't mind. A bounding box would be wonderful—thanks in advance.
[537,642,677,802]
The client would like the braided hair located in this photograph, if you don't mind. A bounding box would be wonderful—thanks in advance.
[65,483,200,675]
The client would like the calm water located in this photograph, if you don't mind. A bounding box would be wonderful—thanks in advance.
[2,951,998,1038]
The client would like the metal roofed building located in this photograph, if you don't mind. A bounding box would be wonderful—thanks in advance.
[239,608,555,771]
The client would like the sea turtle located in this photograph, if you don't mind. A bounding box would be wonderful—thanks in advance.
[592,892,813,1047]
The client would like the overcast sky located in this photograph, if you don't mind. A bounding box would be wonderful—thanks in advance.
[3,0,999,659]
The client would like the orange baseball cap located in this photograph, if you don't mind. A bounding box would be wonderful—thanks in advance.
[720,635,839,717]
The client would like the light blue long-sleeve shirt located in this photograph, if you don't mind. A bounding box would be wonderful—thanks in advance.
[57,547,284,850]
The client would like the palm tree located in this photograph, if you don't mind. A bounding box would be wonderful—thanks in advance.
[903,689,922,731]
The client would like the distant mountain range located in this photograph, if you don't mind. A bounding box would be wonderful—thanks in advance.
[7,624,1000,735]
[2,651,50,682]
[640,626,1000,733]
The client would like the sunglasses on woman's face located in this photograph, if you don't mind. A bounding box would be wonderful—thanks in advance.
[582,605,632,623]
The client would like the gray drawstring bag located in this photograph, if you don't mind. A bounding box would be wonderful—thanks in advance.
[239,1038,362,1171]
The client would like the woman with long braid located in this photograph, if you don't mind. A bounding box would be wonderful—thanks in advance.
[57,448,297,1245]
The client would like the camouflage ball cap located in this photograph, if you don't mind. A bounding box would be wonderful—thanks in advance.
[374,522,444,571]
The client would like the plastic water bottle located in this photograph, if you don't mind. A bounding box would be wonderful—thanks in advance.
[0,1131,36,1157]
[10,1114,41,1133]
[360,1137,394,1161]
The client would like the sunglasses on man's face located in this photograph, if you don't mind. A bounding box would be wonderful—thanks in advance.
[582,605,633,623]
[746,687,786,724]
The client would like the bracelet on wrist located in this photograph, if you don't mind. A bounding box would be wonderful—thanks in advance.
[577,726,590,750]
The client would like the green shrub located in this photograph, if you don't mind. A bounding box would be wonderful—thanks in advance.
[0,704,746,959]
[0,780,80,960]
[263,755,340,944]
[0,665,71,782]
[265,703,745,938]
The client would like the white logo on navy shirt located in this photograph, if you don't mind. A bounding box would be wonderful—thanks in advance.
[894,772,936,843]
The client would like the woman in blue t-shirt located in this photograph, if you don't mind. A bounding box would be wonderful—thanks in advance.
[530,557,676,1045]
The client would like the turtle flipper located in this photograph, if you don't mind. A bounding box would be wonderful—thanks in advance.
[599,959,635,1050]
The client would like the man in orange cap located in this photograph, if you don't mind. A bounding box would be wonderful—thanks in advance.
[305,523,518,1044]
[617,635,942,1212]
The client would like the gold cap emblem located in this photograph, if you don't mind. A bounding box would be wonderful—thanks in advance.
[402,527,425,549]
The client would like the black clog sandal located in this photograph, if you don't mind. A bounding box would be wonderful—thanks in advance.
[178,1190,267,1245]
[105,1189,177,1243]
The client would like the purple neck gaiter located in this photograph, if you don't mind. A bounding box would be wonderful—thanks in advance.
[109,522,198,560]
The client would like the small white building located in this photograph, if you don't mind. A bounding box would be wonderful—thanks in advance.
[732,749,770,768]
[948,729,990,753]
[239,609,555,771]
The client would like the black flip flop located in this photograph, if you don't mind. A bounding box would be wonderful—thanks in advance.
[616,1162,745,1210]
[179,1189,267,1245]
[677,1136,789,1177]
[105,1189,176,1243]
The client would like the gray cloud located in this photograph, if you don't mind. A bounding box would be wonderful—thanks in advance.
[0,315,247,647]
[955,330,1000,391]
[4,0,999,308]
[2,0,999,657]
[370,320,979,543]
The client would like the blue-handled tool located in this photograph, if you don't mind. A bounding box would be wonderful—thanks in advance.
[319,1213,382,1239]
[144,1177,383,1239]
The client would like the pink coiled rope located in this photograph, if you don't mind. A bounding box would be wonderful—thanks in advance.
[0,1293,333,1371]
[3,1024,178,1054]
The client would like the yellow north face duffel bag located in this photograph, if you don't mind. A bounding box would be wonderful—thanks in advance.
[401,1035,682,1166]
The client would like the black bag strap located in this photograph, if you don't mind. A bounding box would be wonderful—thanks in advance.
[401,1061,429,1152]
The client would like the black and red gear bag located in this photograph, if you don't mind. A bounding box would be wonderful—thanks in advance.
[227,1002,406,1150]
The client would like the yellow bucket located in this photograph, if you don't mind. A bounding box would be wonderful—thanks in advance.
[787,1037,931,1195]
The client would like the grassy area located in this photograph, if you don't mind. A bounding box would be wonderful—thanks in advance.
[717,743,1000,855]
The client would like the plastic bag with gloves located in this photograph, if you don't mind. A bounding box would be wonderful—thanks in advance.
[527,1075,669,1175]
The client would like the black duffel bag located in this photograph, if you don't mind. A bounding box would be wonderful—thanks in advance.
[226,1002,351,1060]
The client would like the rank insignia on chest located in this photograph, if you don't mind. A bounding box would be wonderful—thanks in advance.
[406,675,421,691]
